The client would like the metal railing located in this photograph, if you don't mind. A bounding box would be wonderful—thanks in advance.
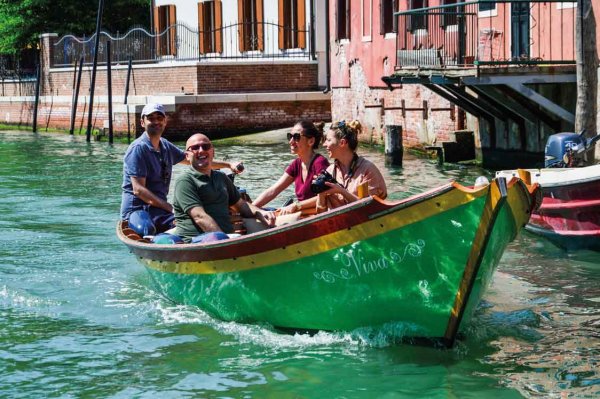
[395,0,577,68]
[52,22,314,67]
[0,50,39,79]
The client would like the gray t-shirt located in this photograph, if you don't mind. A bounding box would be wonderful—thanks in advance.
[173,167,241,241]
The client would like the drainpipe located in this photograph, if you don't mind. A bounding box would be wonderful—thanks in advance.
[323,0,331,93]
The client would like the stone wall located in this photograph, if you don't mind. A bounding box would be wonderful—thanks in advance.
[331,61,459,147]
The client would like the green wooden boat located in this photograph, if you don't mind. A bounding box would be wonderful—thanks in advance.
[118,177,537,346]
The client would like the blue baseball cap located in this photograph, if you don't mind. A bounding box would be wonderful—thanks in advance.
[141,103,166,117]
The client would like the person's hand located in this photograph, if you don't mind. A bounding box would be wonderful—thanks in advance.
[278,203,298,215]
[229,161,244,174]
[323,181,345,194]
[256,210,276,227]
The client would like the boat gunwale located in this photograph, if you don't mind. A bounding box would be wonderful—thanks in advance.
[117,179,534,263]
[496,164,600,188]
[117,181,460,253]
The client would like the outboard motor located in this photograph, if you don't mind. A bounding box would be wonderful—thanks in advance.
[544,130,600,168]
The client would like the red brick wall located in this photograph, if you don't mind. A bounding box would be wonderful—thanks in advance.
[0,98,331,140]
[164,101,330,139]
[40,63,318,97]
[0,80,35,97]
[196,64,318,93]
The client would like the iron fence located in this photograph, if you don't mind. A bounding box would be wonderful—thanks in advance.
[0,50,39,79]
[52,22,314,68]
[395,0,577,68]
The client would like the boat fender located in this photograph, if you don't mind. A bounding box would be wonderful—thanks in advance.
[474,176,490,188]
[191,231,229,243]
[153,233,184,244]
[128,210,156,237]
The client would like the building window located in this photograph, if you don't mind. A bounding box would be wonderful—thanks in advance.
[479,1,496,12]
[154,4,177,56]
[408,0,428,31]
[441,0,458,28]
[198,1,223,54]
[278,0,306,49]
[336,0,351,40]
[380,0,398,35]
[238,0,264,51]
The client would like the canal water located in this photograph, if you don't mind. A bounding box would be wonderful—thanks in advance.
[0,130,598,398]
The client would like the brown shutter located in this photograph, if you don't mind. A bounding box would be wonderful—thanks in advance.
[278,0,285,50]
[257,0,264,51]
[298,0,306,49]
[198,2,206,54]
[153,6,160,33]
[238,0,246,52]
[153,6,161,55]
[168,5,177,56]
[215,0,223,53]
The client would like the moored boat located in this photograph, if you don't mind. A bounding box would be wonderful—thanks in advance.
[496,164,600,251]
[118,177,537,347]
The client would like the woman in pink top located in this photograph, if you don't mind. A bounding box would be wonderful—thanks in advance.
[253,120,329,215]
[316,120,387,211]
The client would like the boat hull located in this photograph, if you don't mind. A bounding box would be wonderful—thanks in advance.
[119,178,535,345]
[497,165,600,251]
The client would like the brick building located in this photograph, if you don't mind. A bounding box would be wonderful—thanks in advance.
[328,0,583,168]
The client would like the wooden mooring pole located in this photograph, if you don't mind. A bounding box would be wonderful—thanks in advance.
[85,0,105,142]
[69,57,84,135]
[32,64,41,133]
[124,58,133,142]
[106,40,113,144]
[384,125,403,166]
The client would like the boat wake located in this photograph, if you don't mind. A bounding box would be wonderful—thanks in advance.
[152,300,437,349]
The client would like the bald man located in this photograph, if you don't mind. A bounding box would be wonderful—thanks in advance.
[172,133,275,241]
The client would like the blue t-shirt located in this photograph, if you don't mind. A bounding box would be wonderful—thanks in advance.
[120,132,185,219]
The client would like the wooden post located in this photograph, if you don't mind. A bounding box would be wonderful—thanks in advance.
[124,58,133,142]
[69,57,84,135]
[32,64,41,133]
[575,0,598,163]
[85,0,105,142]
[106,40,113,144]
[384,125,403,166]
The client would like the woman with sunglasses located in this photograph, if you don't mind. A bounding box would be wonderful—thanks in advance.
[253,120,329,215]
[316,120,387,211]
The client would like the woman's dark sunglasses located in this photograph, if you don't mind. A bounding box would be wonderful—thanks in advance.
[287,132,305,142]
[187,143,212,152]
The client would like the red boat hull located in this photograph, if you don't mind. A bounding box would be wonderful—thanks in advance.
[498,166,600,251]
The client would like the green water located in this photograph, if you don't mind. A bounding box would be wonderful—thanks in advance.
[1,130,598,398]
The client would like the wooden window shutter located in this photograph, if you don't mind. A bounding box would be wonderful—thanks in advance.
[238,0,246,52]
[198,2,206,54]
[215,0,223,53]
[257,0,264,51]
[297,0,306,49]
[278,0,285,50]
[153,6,161,55]
[168,5,177,56]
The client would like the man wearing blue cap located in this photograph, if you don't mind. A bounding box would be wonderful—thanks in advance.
[120,103,184,232]
[121,102,244,233]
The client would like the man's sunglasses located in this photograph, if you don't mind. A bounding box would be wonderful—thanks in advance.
[186,143,213,152]
[287,132,305,142]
